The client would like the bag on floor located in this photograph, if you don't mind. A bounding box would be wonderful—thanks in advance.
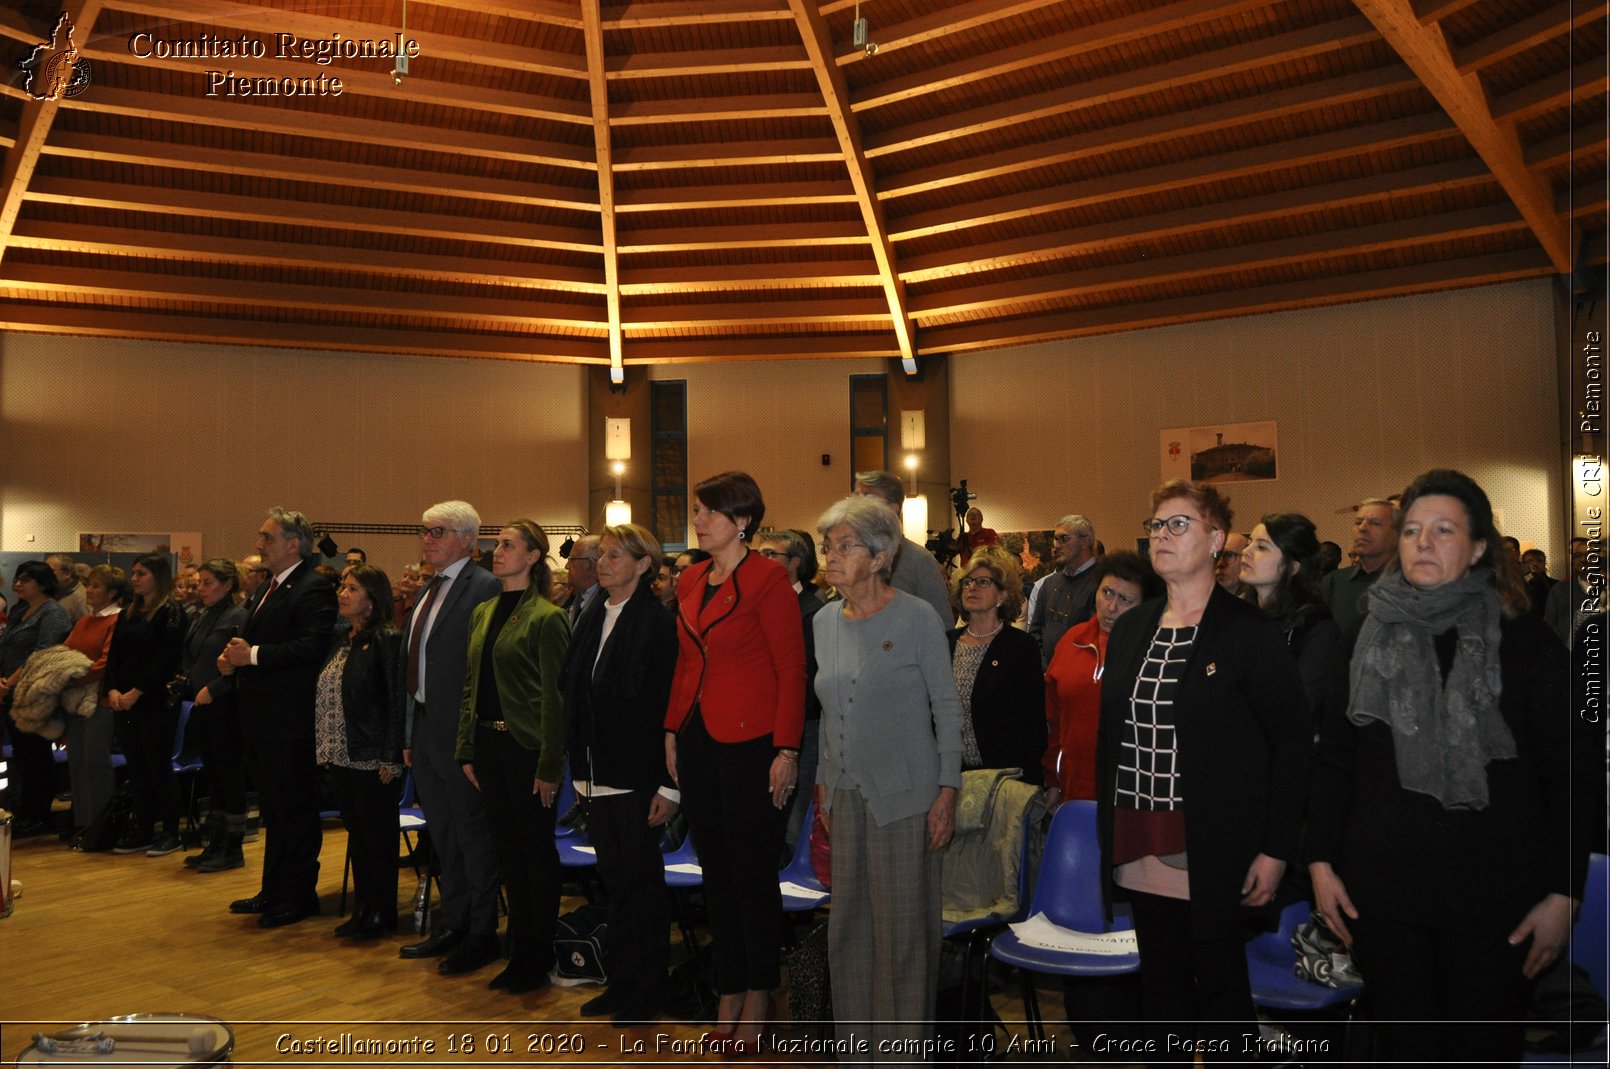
[553,905,609,984]
[77,784,134,853]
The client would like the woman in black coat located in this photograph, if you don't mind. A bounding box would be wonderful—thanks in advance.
[0,560,73,838]
[182,557,251,872]
[561,523,680,1026]
[313,565,403,939]
[104,553,190,857]
[945,547,1045,783]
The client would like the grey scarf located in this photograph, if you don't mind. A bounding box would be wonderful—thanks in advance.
[1347,569,1512,810]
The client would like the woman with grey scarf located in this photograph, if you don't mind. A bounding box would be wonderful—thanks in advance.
[1306,469,1593,1066]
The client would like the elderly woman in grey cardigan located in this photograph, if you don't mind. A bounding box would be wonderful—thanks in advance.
[814,494,963,1055]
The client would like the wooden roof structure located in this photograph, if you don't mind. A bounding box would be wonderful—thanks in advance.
[0,0,1603,377]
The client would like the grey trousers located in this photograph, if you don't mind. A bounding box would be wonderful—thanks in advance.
[64,705,115,829]
[827,788,942,1062]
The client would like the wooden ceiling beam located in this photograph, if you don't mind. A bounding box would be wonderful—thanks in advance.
[9,221,606,292]
[1454,0,1604,74]
[881,64,1420,201]
[830,0,1073,65]
[581,0,623,383]
[0,0,102,268]
[1411,0,1484,24]
[852,0,1268,112]
[64,88,595,170]
[922,249,1554,352]
[0,305,609,363]
[76,40,592,126]
[619,260,881,293]
[613,138,842,170]
[864,15,1379,155]
[898,157,1494,282]
[418,0,584,29]
[605,46,810,78]
[1560,184,1608,218]
[1528,119,1609,169]
[611,92,827,125]
[109,0,587,79]
[912,203,1526,318]
[25,177,603,254]
[1351,0,1575,273]
[617,220,869,252]
[890,111,1456,242]
[615,180,855,211]
[788,0,916,371]
[0,6,47,45]
[43,132,598,214]
[603,0,792,28]
[1491,59,1610,124]
[621,333,902,364]
[621,297,890,330]
[0,264,607,331]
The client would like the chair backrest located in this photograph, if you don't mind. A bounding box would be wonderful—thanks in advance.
[171,701,193,762]
[780,797,817,879]
[1029,800,1115,932]
[398,770,416,808]
[1574,853,1609,999]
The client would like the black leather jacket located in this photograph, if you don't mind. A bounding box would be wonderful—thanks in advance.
[333,628,403,763]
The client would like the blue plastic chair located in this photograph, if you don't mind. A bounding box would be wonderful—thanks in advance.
[1245,899,1361,1013]
[1524,852,1609,1065]
[987,801,1139,1041]
[779,797,829,912]
[169,701,204,837]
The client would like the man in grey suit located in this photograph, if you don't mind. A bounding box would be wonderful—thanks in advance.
[853,470,954,625]
[397,500,504,975]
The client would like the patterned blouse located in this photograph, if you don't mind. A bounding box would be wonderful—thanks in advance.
[315,646,400,775]
[951,640,988,770]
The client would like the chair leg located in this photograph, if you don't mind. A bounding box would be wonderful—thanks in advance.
[339,839,353,917]
[1017,967,1045,1044]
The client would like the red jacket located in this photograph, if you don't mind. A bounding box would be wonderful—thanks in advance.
[663,551,806,748]
[1043,615,1107,801]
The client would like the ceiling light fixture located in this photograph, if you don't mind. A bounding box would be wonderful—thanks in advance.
[852,0,877,57]
[392,0,409,85]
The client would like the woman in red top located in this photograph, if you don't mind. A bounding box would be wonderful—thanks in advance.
[664,471,806,1053]
[1042,551,1154,806]
[62,564,128,844]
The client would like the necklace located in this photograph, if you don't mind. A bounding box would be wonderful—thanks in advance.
[965,619,1003,640]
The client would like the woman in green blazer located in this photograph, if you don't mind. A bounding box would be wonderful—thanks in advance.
[456,518,570,994]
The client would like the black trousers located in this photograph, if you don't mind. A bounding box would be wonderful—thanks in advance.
[114,701,179,838]
[677,714,783,994]
[1350,912,1530,1066]
[587,788,671,1005]
[477,726,559,970]
[3,710,55,824]
[1127,890,1256,1066]
[242,725,322,910]
[331,764,404,918]
[193,699,247,817]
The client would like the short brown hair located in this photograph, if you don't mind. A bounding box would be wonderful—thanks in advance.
[1150,478,1233,533]
[696,470,766,536]
[86,564,128,607]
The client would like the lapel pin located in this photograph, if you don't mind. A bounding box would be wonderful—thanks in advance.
[1205,662,1217,676]
[883,640,893,651]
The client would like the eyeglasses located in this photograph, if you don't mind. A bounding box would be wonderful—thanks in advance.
[1141,515,1203,537]
[959,576,999,590]
[1096,584,1137,608]
[820,540,867,557]
[419,525,450,539]
[1052,532,1088,544]
[1217,550,1241,562]
[757,549,789,561]
[250,567,273,576]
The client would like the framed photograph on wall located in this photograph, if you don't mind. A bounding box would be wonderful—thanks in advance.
[1160,421,1278,484]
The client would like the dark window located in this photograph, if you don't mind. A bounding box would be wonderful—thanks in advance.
[651,381,688,552]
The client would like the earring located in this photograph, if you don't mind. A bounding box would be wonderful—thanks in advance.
[738,528,747,541]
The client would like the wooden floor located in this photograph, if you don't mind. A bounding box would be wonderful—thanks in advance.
[2,815,1105,1067]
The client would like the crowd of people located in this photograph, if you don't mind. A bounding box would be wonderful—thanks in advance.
[0,465,1601,1064]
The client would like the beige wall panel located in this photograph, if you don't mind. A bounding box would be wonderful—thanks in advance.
[950,279,1562,556]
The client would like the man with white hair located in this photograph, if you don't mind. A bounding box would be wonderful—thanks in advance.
[397,501,503,975]
[1027,514,1099,669]
[852,470,954,624]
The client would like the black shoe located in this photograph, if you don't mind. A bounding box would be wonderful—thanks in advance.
[196,833,245,873]
[439,933,501,975]
[259,902,318,929]
[579,987,626,1017]
[489,962,551,994]
[112,829,154,854]
[13,818,50,840]
[229,893,275,915]
[333,913,367,938]
[399,927,466,959]
[146,833,182,857]
[355,909,397,939]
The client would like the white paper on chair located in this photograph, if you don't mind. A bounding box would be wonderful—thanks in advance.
[666,862,702,875]
[779,881,828,901]
[1010,913,1138,955]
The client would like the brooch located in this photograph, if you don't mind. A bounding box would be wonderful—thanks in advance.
[1205,662,1217,676]
[882,641,893,651]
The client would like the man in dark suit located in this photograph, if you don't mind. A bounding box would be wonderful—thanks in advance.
[219,507,336,928]
[397,500,504,975]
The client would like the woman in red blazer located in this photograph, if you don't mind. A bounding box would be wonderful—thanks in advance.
[664,471,806,1052]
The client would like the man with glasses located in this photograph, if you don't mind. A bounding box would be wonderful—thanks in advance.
[1027,515,1099,669]
[397,501,503,974]
[1214,532,1250,596]
[565,534,602,626]
[852,469,954,624]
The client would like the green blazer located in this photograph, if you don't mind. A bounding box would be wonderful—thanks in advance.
[454,585,570,783]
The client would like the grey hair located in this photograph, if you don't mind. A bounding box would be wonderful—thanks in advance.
[852,470,904,509]
[266,507,315,559]
[816,495,902,583]
[570,534,601,561]
[1356,497,1401,530]
[423,500,480,539]
[1057,514,1094,538]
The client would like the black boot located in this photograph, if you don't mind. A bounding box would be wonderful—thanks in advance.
[185,812,226,869]
[197,817,245,873]
[489,937,550,994]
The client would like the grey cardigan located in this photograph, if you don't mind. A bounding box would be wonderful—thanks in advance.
[814,590,964,826]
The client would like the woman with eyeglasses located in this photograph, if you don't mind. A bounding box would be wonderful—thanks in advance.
[664,473,805,1052]
[813,493,963,1057]
[945,546,1045,783]
[1237,514,1344,737]
[1095,479,1310,1055]
[1043,551,1156,808]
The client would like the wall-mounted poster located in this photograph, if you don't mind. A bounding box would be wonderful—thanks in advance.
[1160,421,1278,484]
[78,531,204,568]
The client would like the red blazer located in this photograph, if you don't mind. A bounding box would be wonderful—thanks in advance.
[663,551,806,748]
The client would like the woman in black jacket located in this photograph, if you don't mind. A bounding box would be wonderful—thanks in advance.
[104,553,190,857]
[182,557,251,872]
[314,565,403,939]
[561,523,680,1026]
[945,547,1045,783]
